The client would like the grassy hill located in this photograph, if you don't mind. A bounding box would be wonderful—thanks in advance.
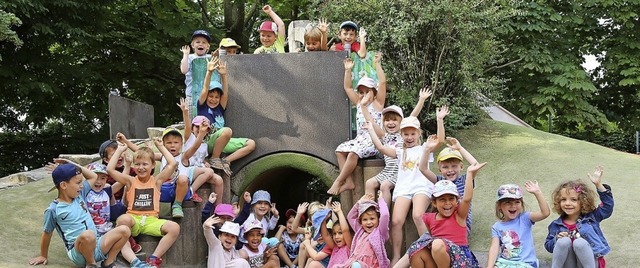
[1,119,638,267]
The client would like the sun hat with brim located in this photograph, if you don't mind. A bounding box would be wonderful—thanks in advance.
[382,105,404,119]
[241,220,265,238]
[399,116,421,130]
[311,208,331,240]
[437,147,463,162]
[219,221,241,237]
[214,204,236,218]
[356,77,376,89]
[286,209,306,223]
[497,184,524,201]
[432,180,459,198]
[251,190,271,206]
[48,163,82,192]
[192,116,208,127]
[219,38,241,49]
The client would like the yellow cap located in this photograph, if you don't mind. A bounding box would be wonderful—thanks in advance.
[219,38,241,48]
[162,128,182,139]
[437,147,463,162]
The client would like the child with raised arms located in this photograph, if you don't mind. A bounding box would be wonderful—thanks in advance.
[487,182,550,268]
[254,5,286,54]
[203,216,251,268]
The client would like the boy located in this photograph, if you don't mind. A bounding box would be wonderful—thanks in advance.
[29,163,130,268]
[329,21,368,59]
[181,29,214,118]
[199,56,256,176]
[219,38,241,55]
[253,5,286,54]
[107,138,179,267]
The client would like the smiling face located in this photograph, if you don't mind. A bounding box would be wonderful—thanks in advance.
[498,198,523,221]
[401,127,421,148]
[438,159,463,181]
[339,28,357,45]
[259,31,277,47]
[133,152,154,180]
[559,189,581,219]
[433,194,459,218]
[223,47,238,55]
[206,90,222,109]
[383,113,402,134]
[253,201,270,218]
[219,232,238,251]
[91,174,108,192]
[359,209,379,233]
[306,39,321,51]
[191,36,210,56]
[162,134,183,157]
[244,229,263,251]
[60,174,84,199]
[332,223,346,247]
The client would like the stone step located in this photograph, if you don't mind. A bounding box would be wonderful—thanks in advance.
[473,251,551,268]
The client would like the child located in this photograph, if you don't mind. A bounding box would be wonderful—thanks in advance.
[253,5,286,54]
[330,21,367,59]
[487,182,551,268]
[276,209,306,268]
[327,54,386,195]
[243,190,279,236]
[181,29,213,118]
[203,217,251,268]
[407,162,486,268]
[545,166,613,268]
[241,220,280,268]
[98,139,133,219]
[303,19,329,52]
[29,163,130,268]
[366,116,433,266]
[199,56,256,176]
[332,192,390,267]
[363,87,432,206]
[321,201,352,268]
[107,138,180,267]
[293,201,330,267]
[219,38,241,55]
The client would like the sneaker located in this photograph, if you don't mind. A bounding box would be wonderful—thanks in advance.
[129,237,142,254]
[191,192,203,203]
[146,256,163,268]
[100,261,116,268]
[208,158,224,170]
[221,158,233,176]
[172,205,184,218]
[131,258,153,268]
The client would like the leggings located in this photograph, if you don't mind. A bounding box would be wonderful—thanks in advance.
[551,237,597,268]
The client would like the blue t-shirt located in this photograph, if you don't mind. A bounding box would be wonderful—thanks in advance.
[491,212,537,265]
[82,181,113,235]
[43,196,98,251]
[197,102,225,131]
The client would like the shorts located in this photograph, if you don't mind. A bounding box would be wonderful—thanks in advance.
[130,214,167,237]
[67,235,107,266]
[160,167,194,202]
[393,191,431,202]
[110,200,127,221]
[206,127,249,154]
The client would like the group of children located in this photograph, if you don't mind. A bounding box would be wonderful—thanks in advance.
[28,5,614,268]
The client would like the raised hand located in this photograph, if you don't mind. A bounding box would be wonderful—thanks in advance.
[419,87,432,100]
[324,196,333,208]
[271,203,279,217]
[262,4,272,13]
[344,58,354,70]
[359,27,367,39]
[217,60,227,75]
[204,216,222,228]
[116,132,128,144]
[208,192,217,204]
[446,137,461,151]
[152,137,163,148]
[374,52,382,64]
[360,90,373,106]
[524,180,542,194]
[467,162,487,176]
[207,55,220,72]
[116,141,128,152]
[318,18,329,33]
[436,105,450,120]
[425,134,440,151]
[181,45,190,56]
[359,192,374,202]
[331,201,342,213]
[177,98,188,112]
[362,121,373,130]
[297,202,309,214]
[199,120,211,134]
[587,165,604,185]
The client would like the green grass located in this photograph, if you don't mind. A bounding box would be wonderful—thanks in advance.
[1,119,638,267]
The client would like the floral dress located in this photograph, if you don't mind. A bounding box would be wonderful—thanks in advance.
[336,102,382,158]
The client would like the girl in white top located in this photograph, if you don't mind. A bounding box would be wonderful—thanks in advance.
[203,217,250,268]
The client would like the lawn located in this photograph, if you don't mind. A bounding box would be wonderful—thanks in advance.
[0,119,638,267]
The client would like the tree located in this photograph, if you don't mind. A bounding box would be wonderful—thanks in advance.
[0,8,22,61]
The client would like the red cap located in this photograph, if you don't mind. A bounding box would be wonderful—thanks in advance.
[259,21,278,33]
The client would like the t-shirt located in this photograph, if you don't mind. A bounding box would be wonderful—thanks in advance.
[161,154,191,183]
[243,243,267,268]
[184,134,209,167]
[254,35,285,54]
[43,197,97,251]
[491,212,537,265]
[126,176,160,217]
[392,144,434,200]
[197,102,225,132]
[82,181,113,235]
[282,233,304,259]
[436,174,473,233]
[423,209,467,246]
[334,42,361,53]
[185,54,212,98]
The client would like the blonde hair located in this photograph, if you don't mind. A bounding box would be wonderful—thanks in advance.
[134,147,155,163]
[552,179,598,217]
[495,198,526,220]
[304,27,322,43]
[400,127,423,165]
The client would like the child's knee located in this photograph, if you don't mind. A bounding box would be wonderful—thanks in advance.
[221,127,233,137]
[431,239,447,253]
[177,175,189,186]
[365,178,379,190]
[244,139,256,150]
[572,238,592,252]
[554,237,573,250]
[391,215,406,227]
[116,214,134,227]
[161,221,181,235]
[380,181,394,192]
[77,230,97,243]
[114,225,131,237]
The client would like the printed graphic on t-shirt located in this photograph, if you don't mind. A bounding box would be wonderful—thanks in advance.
[500,229,522,259]
[85,191,112,234]
[132,188,155,211]
[402,156,419,171]
[248,254,265,268]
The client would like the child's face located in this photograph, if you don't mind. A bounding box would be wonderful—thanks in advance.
[259,31,277,47]
[499,198,523,221]
[91,174,108,191]
[401,127,420,147]
[438,159,463,181]
[359,210,379,233]
[206,90,221,109]
[162,135,183,157]
[560,189,581,218]
[191,37,210,56]
[61,174,84,199]
[433,194,459,218]
[286,217,295,234]
[223,47,238,55]
[253,201,270,217]
[244,229,263,250]
[133,155,154,179]
[332,224,346,247]
[339,28,356,44]
[356,86,373,100]
[219,232,238,250]
[103,147,124,169]
[383,114,401,134]
[305,39,321,51]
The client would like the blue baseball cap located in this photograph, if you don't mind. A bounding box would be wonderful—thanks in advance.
[192,30,212,42]
[209,80,223,92]
[48,163,81,192]
[339,21,358,31]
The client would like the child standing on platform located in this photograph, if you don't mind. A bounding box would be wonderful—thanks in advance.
[254,5,286,54]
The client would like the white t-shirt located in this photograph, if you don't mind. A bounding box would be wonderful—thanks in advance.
[392,144,434,200]
[184,134,208,167]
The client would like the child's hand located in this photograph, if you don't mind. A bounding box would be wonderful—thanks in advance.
[207,55,220,72]
[359,27,367,39]
[177,98,188,112]
[278,225,286,231]
[436,105,450,120]
[425,134,440,151]
[116,132,128,144]
[199,120,211,135]
[362,121,373,131]
[419,87,432,100]
[262,5,272,14]
[324,196,333,208]
[297,202,309,214]
[304,229,312,240]
[374,52,383,64]
[359,192,374,202]
[204,215,222,228]
[217,60,227,75]
[243,191,252,203]
[152,137,163,148]
[467,162,487,176]
[360,90,373,106]
[232,202,241,216]
[556,231,569,239]
[446,137,461,151]
[181,45,190,56]
[116,141,128,152]
[123,150,133,165]
[344,58,354,70]
[318,18,329,33]
[524,180,542,194]
[208,192,217,204]
[271,203,279,217]
[331,201,342,213]
[587,165,604,185]
[28,255,48,265]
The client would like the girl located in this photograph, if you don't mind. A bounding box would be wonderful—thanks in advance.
[203,217,251,268]
[327,52,386,195]
[545,166,613,268]
[295,201,330,267]
[276,209,306,268]
[408,162,486,268]
[303,201,352,268]
[241,220,280,268]
[366,116,432,266]
[332,192,390,267]
[362,87,433,207]
[487,182,551,268]
[243,190,280,237]
[301,19,329,52]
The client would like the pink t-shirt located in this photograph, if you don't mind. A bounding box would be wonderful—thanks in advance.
[423,209,468,246]
[327,244,349,267]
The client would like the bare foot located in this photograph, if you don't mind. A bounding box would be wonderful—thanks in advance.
[337,178,355,194]
[327,179,344,195]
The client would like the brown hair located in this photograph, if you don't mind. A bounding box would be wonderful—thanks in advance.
[494,198,526,220]
[383,112,402,122]
[551,179,597,217]
[358,206,380,223]
[134,147,156,164]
